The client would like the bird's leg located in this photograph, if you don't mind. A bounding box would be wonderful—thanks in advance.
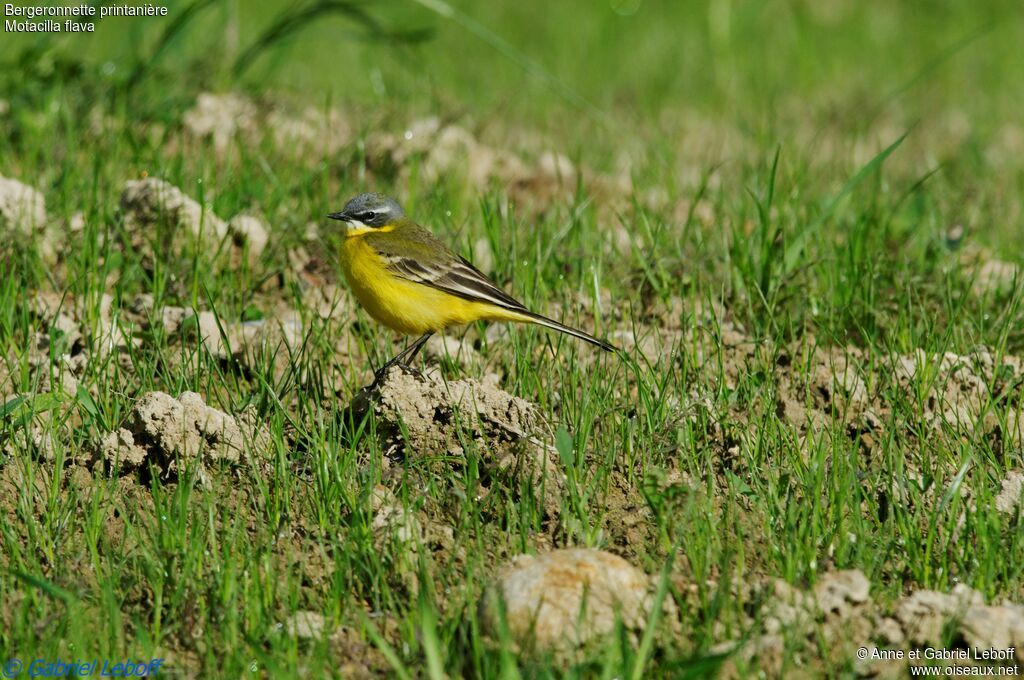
[372,333,433,385]
[388,332,433,368]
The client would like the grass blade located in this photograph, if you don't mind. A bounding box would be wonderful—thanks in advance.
[233,0,432,78]
[783,131,909,273]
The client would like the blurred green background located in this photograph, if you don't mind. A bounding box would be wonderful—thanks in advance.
[3,0,1022,136]
[4,0,1023,258]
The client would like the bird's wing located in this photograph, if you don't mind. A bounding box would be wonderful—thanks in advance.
[364,222,530,312]
[385,253,530,313]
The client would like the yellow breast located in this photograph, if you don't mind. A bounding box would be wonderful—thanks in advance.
[340,236,500,335]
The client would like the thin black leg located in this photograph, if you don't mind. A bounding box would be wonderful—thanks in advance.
[372,332,433,385]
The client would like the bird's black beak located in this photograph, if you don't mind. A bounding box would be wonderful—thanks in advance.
[327,211,347,221]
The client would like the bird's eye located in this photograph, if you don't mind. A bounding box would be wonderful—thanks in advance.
[361,211,376,222]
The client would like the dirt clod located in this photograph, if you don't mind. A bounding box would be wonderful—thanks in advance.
[969,257,1019,297]
[367,485,455,588]
[350,366,542,456]
[182,92,259,152]
[117,179,263,269]
[960,603,1024,653]
[98,390,270,479]
[897,585,984,645]
[892,349,1020,435]
[183,92,352,159]
[139,298,303,372]
[330,626,390,679]
[814,569,871,617]
[0,174,56,260]
[283,610,328,640]
[996,471,1024,515]
[719,572,1024,676]
[364,117,628,209]
[266,105,352,157]
[0,174,46,234]
[227,213,269,264]
[352,366,568,516]
[120,177,228,252]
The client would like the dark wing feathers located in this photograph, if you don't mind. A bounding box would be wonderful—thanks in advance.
[384,253,529,313]
[448,256,528,311]
[386,255,435,281]
[365,221,528,312]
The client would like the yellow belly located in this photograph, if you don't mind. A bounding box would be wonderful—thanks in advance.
[340,237,515,335]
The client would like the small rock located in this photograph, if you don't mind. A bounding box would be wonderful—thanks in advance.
[996,471,1024,515]
[536,151,577,183]
[481,548,661,656]
[0,174,55,260]
[227,214,269,262]
[372,500,422,547]
[0,175,46,235]
[283,610,329,640]
[971,258,1018,297]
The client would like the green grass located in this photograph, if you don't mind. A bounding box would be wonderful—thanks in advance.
[3,0,1024,677]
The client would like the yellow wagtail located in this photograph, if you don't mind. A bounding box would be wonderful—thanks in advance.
[327,193,617,377]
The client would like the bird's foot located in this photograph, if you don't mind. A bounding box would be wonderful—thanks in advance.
[368,361,426,391]
[368,366,390,392]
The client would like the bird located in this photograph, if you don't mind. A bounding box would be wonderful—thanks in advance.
[326,192,617,380]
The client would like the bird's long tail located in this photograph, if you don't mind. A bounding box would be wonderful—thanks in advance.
[517,310,618,352]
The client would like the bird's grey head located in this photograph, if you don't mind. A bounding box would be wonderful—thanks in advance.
[327,193,405,229]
